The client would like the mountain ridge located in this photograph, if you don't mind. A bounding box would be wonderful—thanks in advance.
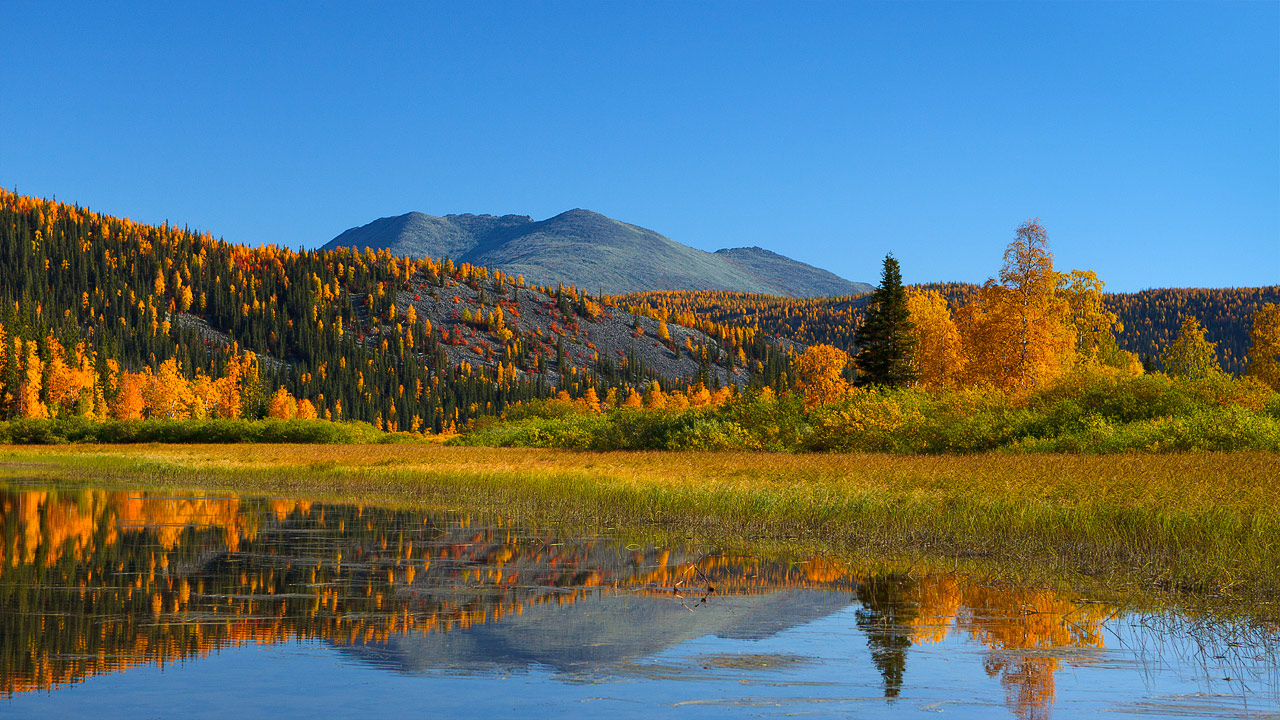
[324,209,871,297]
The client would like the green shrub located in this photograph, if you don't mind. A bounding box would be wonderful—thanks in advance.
[0,418,390,444]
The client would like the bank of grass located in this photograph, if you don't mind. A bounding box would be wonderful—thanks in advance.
[2,444,1277,603]
[454,370,1280,453]
[0,417,405,444]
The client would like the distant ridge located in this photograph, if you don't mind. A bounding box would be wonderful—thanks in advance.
[324,209,871,297]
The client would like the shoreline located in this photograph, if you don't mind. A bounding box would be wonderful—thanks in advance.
[3,444,1278,607]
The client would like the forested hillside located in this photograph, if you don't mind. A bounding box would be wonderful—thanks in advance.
[0,191,790,431]
[619,283,1279,376]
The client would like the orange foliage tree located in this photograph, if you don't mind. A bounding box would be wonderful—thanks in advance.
[793,344,851,408]
[267,387,298,420]
[959,220,1074,391]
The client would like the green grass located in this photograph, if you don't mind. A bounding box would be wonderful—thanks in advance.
[3,444,1277,605]
[0,417,402,444]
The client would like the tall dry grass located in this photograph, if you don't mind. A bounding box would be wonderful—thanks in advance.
[3,445,1277,600]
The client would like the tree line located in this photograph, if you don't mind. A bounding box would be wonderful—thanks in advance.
[0,190,799,432]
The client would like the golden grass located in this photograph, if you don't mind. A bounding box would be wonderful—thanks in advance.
[3,444,1278,601]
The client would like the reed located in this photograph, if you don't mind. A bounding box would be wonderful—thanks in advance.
[2,444,1277,601]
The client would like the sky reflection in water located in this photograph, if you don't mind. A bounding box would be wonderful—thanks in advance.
[0,486,1275,719]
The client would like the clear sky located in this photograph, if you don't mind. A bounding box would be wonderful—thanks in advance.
[2,1,1276,292]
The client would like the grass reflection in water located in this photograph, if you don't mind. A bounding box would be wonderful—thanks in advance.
[0,486,1274,720]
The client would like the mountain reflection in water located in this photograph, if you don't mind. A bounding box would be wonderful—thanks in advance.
[0,487,1274,719]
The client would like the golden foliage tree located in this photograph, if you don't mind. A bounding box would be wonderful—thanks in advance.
[622,388,643,408]
[793,344,850,408]
[905,289,965,388]
[295,398,318,420]
[143,358,194,419]
[1160,316,1222,379]
[18,341,47,419]
[44,338,96,418]
[580,387,601,413]
[267,387,298,420]
[110,371,147,421]
[959,220,1074,391]
[1246,303,1280,390]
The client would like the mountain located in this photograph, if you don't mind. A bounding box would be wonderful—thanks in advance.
[324,209,871,297]
[338,590,850,675]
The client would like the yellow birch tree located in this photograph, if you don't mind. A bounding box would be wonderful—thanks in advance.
[905,289,965,388]
[1246,303,1280,390]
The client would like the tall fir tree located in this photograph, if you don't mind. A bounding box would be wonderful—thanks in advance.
[854,254,918,387]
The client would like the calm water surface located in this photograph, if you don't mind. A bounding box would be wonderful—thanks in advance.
[0,484,1276,719]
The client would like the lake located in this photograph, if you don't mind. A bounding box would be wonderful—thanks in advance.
[0,484,1276,718]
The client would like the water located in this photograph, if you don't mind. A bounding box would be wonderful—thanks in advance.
[0,485,1276,718]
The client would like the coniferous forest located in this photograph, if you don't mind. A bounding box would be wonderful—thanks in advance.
[0,190,793,432]
[620,283,1278,376]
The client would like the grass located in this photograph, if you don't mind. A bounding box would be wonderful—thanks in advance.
[2,444,1277,605]
[0,417,403,444]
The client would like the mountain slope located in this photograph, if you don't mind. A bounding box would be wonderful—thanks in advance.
[324,209,870,297]
[715,246,868,299]
[0,189,795,432]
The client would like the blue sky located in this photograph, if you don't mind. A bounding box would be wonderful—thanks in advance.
[2,1,1276,292]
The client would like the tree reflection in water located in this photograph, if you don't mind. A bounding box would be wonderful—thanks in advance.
[0,487,1272,718]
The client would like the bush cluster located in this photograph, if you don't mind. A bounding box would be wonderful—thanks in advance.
[0,418,392,445]
[453,370,1280,453]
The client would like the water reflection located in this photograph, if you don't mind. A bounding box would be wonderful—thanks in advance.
[0,487,1274,719]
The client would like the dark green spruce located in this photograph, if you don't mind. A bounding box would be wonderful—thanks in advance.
[853,254,917,387]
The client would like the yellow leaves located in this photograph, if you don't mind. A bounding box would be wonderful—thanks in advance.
[110,372,146,420]
[807,387,925,452]
[793,344,851,408]
[296,399,318,420]
[43,337,96,417]
[622,388,643,408]
[1161,316,1222,380]
[1057,269,1122,363]
[644,381,666,410]
[957,223,1075,393]
[267,387,298,420]
[688,385,712,408]
[906,290,965,389]
[18,340,47,419]
[142,358,194,420]
[1247,303,1280,391]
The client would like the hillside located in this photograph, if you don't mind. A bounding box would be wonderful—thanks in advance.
[325,209,871,297]
[619,284,1280,376]
[0,191,791,432]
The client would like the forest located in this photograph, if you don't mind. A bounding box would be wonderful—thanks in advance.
[619,284,1279,376]
[464,221,1280,453]
[2,191,1276,451]
[0,190,789,436]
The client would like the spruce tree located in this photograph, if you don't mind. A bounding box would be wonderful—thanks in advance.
[854,254,917,387]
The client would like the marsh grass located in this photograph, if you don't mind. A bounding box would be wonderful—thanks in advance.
[3,444,1277,606]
